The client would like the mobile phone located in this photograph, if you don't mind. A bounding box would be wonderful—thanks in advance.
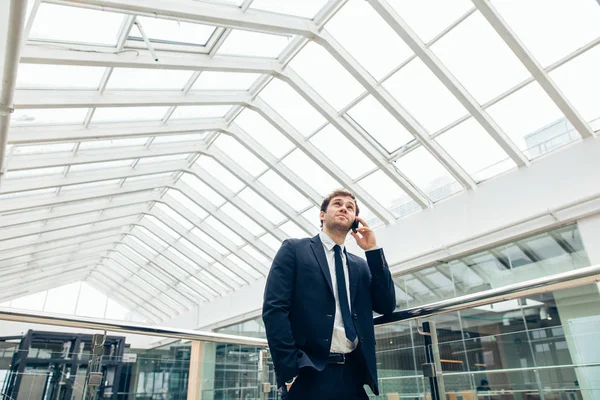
[351,219,360,233]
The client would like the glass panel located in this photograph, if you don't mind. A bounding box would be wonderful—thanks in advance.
[212,134,267,177]
[164,189,209,220]
[301,207,322,231]
[387,0,474,43]
[123,172,174,185]
[436,118,516,182]
[191,72,260,91]
[217,30,293,58]
[194,156,244,192]
[11,143,76,155]
[191,228,229,255]
[240,245,270,267]
[211,262,246,286]
[136,154,190,166]
[289,41,364,110]
[550,43,600,123]
[204,216,244,246]
[257,170,311,212]
[106,68,193,90]
[92,107,170,123]
[179,173,225,207]
[16,64,104,90]
[29,3,124,46]
[12,108,88,126]
[280,220,307,239]
[227,254,262,279]
[130,17,216,46]
[4,166,64,180]
[233,109,294,157]
[250,0,328,18]
[260,233,282,252]
[153,203,193,230]
[487,82,573,159]
[309,125,376,180]
[326,0,413,80]
[79,137,148,150]
[358,171,416,219]
[220,203,265,236]
[169,105,232,120]
[394,147,461,202]
[492,0,600,66]
[383,58,468,133]
[347,95,414,153]
[60,179,121,192]
[152,133,206,145]
[282,149,340,197]
[180,237,214,263]
[237,187,285,225]
[258,79,326,137]
[69,159,133,173]
[430,11,530,104]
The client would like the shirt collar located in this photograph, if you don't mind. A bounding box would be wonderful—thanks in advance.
[319,231,345,252]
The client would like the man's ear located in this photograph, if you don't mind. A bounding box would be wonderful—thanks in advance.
[319,211,325,224]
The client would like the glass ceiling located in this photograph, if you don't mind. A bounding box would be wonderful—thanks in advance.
[3,0,599,323]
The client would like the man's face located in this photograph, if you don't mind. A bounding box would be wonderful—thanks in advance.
[320,196,357,233]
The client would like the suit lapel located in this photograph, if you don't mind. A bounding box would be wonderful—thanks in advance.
[310,235,334,297]
[345,248,359,307]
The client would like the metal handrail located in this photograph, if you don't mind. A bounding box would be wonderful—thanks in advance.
[0,308,268,348]
[374,264,600,326]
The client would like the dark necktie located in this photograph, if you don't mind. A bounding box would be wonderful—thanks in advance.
[333,245,356,342]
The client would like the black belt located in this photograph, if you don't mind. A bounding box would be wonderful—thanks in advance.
[327,352,353,365]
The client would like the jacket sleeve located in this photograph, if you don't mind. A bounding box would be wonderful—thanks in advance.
[262,239,299,387]
[365,248,396,315]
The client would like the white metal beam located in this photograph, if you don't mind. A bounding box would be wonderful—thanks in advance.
[472,0,595,139]
[50,0,316,36]
[8,120,225,144]
[20,45,281,74]
[367,0,530,167]
[312,33,477,190]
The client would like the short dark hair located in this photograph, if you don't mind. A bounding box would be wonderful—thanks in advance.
[320,190,360,228]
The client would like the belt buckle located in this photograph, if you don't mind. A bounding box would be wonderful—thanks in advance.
[336,353,345,365]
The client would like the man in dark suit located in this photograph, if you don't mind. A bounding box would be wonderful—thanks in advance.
[262,190,396,399]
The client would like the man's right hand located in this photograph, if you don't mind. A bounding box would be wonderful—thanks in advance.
[285,375,297,391]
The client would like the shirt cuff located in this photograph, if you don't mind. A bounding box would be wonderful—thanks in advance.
[365,246,381,252]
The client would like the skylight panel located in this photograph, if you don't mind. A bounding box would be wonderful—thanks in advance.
[491,0,600,67]
[169,105,232,120]
[259,79,326,137]
[430,11,530,104]
[11,143,76,155]
[153,203,193,230]
[152,133,206,145]
[250,0,328,18]
[309,125,376,180]
[383,58,467,134]
[123,172,175,185]
[217,30,293,58]
[191,228,229,255]
[180,237,214,263]
[194,156,244,192]
[165,189,209,220]
[4,167,65,180]
[301,207,322,231]
[241,245,269,266]
[280,221,307,239]
[436,118,516,182]
[144,215,180,240]
[212,134,267,177]
[227,254,262,279]
[220,203,265,236]
[29,3,124,46]
[358,171,415,219]
[69,159,133,173]
[386,0,473,44]
[130,17,216,46]
[60,179,121,193]
[79,137,149,150]
[487,82,570,159]
[192,72,260,91]
[204,216,244,246]
[180,173,225,207]
[257,170,311,212]
[289,42,364,111]
[394,147,460,202]
[106,68,193,90]
[44,283,80,315]
[233,109,294,157]
[282,149,340,197]
[91,107,170,124]
[211,263,246,286]
[237,188,285,225]
[259,233,282,252]
[347,95,414,153]
[326,0,413,80]
[12,108,88,126]
[16,64,104,90]
[550,44,600,124]
[136,154,190,166]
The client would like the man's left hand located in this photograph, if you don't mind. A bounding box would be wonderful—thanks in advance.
[350,216,377,250]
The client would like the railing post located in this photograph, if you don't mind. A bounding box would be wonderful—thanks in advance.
[187,341,204,400]
[422,321,446,400]
[258,349,271,400]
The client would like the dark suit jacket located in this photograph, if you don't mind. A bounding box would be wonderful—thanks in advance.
[262,234,396,395]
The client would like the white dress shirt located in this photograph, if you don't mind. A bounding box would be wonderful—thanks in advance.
[319,232,358,353]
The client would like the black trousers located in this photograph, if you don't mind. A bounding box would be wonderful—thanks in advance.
[282,350,369,400]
